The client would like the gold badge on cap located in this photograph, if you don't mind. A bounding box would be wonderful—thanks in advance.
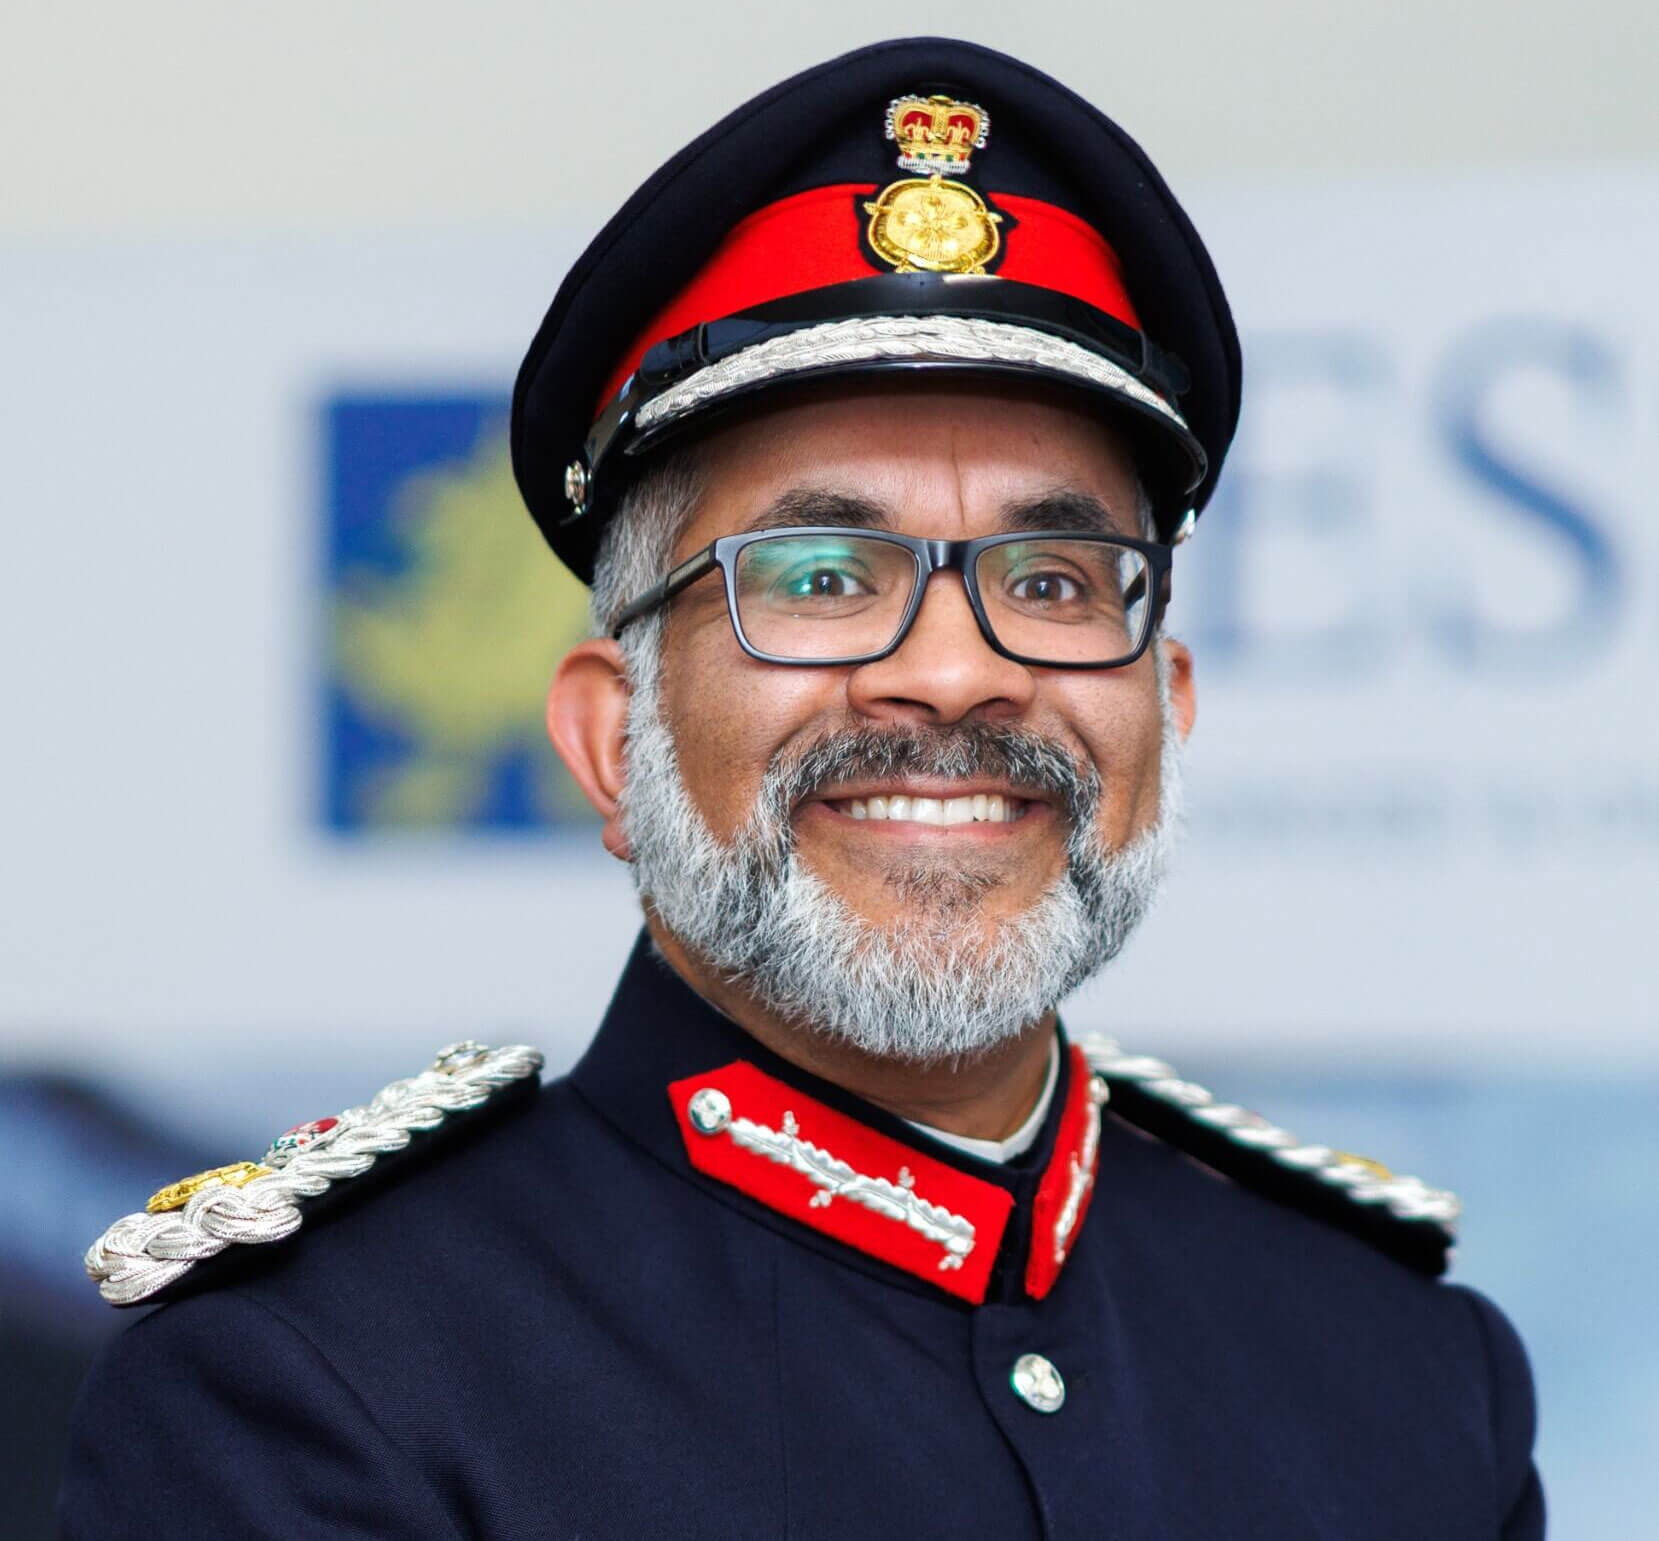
[885,93,990,174]
[864,174,1003,275]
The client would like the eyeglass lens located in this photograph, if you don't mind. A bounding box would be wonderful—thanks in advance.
[731,533,1151,664]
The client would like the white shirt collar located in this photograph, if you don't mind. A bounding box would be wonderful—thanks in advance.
[905,1037,1061,1165]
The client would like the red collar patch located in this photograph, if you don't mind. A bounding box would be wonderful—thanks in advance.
[669,1047,1107,1306]
[1025,1044,1108,1299]
[670,1061,1013,1303]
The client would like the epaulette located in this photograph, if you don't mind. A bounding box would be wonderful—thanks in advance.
[1078,1035,1460,1276]
[85,1041,544,1308]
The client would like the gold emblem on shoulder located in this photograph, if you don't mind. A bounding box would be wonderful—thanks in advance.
[864,175,1003,275]
[885,94,990,174]
[1331,1151,1395,1180]
[146,1161,274,1214]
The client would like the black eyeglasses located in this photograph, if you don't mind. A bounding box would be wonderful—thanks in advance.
[610,527,1172,669]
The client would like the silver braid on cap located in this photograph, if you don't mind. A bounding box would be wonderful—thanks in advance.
[633,316,1190,436]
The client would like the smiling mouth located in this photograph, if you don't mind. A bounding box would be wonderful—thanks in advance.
[827,794,1033,826]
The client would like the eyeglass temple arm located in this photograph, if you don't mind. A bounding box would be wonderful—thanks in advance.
[1120,560,1171,617]
[610,548,718,638]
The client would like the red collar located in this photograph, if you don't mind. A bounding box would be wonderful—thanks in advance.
[669,1043,1106,1306]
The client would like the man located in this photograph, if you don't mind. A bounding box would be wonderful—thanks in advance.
[64,38,1542,1539]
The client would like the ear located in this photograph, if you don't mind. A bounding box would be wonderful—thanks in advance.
[1158,635,1197,743]
[547,638,634,862]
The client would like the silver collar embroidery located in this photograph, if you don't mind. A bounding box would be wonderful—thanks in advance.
[686,1089,976,1271]
[1051,1076,1108,1265]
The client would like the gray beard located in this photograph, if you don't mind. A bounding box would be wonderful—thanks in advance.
[619,654,1183,1066]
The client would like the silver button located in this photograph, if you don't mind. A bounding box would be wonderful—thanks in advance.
[563,458,588,510]
[1010,1352,1065,1414]
[686,1087,731,1135]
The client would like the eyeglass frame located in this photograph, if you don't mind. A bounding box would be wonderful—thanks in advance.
[609,526,1174,670]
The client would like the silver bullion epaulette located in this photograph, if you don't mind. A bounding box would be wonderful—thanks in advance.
[85,1041,544,1308]
[1078,1035,1460,1276]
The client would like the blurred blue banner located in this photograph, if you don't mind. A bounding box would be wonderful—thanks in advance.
[323,395,596,832]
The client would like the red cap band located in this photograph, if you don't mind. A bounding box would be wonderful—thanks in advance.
[599,184,1143,409]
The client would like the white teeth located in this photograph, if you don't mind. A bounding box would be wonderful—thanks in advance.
[843,794,1024,824]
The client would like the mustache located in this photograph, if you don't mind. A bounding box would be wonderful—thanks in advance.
[751,722,1102,843]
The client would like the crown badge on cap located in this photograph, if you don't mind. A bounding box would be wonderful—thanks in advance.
[885,93,990,174]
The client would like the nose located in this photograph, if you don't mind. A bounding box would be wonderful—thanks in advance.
[845,570,1036,725]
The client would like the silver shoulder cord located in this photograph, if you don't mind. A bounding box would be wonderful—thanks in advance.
[85,1042,544,1307]
[1078,1034,1461,1230]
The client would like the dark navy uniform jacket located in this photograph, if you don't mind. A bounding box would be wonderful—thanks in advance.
[62,934,1543,1538]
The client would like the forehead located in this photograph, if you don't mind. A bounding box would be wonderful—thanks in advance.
[678,381,1142,549]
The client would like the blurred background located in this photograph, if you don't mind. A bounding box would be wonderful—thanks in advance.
[3,4,1655,1534]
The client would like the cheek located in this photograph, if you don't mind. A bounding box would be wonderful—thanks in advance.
[658,622,844,836]
[1058,673,1165,836]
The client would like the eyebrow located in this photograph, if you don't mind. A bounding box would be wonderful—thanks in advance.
[736,489,893,534]
[732,486,1135,539]
[999,490,1133,538]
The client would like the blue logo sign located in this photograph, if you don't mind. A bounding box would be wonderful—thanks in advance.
[321,394,596,833]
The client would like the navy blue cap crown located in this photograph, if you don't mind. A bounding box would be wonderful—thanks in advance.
[512,37,1241,583]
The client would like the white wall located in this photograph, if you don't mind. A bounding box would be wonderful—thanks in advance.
[5,1,1657,239]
